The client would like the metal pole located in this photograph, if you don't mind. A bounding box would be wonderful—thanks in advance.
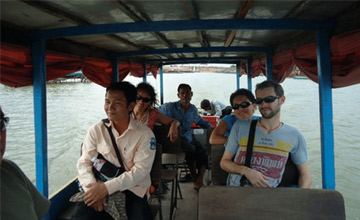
[159,65,164,104]
[317,30,335,189]
[247,58,253,92]
[143,62,147,82]
[32,40,49,198]
[236,62,240,89]
[111,56,119,82]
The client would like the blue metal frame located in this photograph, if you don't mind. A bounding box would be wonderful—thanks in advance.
[247,58,252,92]
[116,46,271,57]
[32,40,49,199]
[236,63,240,89]
[316,30,335,190]
[23,15,340,216]
[28,19,333,40]
[159,66,164,105]
[161,60,238,65]
[143,62,147,82]
[148,56,248,63]
[111,56,119,83]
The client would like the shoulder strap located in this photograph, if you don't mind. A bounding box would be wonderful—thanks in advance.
[240,119,258,186]
[244,119,258,167]
[102,119,126,173]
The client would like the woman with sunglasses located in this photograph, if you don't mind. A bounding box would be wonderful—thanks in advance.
[209,89,259,145]
[133,82,180,142]
[1,106,51,219]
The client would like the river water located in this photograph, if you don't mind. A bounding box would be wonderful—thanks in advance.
[1,73,359,219]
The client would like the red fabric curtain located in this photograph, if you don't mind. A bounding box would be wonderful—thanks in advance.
[82,58,113,88]
[46,53,83,81]
[0,43,159,88]
[128,63,159,79]
[250,58,266,78]
[0,43,83,87]
[249,29,360,88]
[2,29,358,89]
[0,44,34,87]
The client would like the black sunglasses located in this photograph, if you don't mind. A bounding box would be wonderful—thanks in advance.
[232,102,252,110]
[136,95,151,103]
[0,115,10,131]
[255,96,279,105]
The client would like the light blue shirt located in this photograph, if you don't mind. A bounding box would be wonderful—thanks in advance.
[225,119,308,187]
[158,101,212,143]
[222,115,261,137]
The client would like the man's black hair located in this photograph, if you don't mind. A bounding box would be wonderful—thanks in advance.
[255,80,284,97]
[106,81,137,106]
[177,83,192,92]
[201,99,211,109]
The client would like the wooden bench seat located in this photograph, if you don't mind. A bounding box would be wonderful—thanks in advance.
[198,186,345,220]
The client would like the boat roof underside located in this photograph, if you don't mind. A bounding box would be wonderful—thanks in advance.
[1,0,360,62]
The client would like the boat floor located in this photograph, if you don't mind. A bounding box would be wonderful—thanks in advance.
[151,171,210,220]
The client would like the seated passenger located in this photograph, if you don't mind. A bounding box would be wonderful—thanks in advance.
[210,89,259,145]
[1,106,51,220]
[200,99,232,118]
[220,80,311,188]
[132,82,180,141]
[74,82,155,220]
[158,84,212,191]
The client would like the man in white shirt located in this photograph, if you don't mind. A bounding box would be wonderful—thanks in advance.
[74,81,156,220]
[201,99,232,118]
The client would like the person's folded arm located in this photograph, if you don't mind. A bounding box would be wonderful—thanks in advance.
[209,120,228,145]
[156,111,180,142]
[220,150,270,187]
[220,150,251,176]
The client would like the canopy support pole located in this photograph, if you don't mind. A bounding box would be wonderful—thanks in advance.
[317,30,335,190]
[143,62,147,82]
[247,58,253,92]
[111,56,119,82]
[159,65,164,105]
[32,40,49,199]
[266,50,273,80]
[236,62,240,89]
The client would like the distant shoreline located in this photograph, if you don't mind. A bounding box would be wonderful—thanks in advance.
[163,65,236,73]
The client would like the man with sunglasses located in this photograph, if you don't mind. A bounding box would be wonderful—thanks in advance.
[158,83,212,190]
[1,106,51,219]
[221,80,312,188]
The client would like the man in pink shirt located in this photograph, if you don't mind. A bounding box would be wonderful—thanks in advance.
[73,81,156,220]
